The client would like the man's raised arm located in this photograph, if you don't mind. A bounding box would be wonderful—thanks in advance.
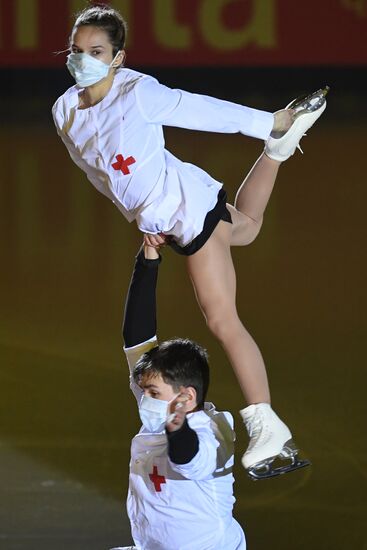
[122,245,161,400]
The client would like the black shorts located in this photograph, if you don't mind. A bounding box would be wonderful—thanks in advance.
[169,188,232,256]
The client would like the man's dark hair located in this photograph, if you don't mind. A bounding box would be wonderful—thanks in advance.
[133,338,210,408]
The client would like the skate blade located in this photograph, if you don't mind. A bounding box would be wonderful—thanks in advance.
[247,441,311,481]
[287,86,330,117]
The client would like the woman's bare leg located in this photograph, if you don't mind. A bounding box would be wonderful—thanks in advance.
[186,220,270,404]
[229,152,281,246]
[185,154,282,403]
[186,98,323,473]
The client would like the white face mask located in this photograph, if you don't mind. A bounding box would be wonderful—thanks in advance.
[66,50,121,88]
[138,395,170,433]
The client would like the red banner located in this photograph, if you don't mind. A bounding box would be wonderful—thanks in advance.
[0,0,366,67]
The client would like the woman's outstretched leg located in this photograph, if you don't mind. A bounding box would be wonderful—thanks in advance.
[187,90,328,477]
[186,219,270,405]
[185,155,295,477]
[185,152,284,409]
[186,220,297,477]
[227,152,281,246]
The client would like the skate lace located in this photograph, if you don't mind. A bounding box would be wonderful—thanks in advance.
[246,411,271,451]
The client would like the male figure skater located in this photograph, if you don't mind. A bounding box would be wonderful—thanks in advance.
[112,244,246,549]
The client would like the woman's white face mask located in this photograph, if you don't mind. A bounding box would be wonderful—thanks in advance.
[66,50,121,88]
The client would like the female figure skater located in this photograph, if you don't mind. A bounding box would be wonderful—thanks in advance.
[53,4,327,479]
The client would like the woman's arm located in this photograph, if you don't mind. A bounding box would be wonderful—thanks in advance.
[135,76,274,140]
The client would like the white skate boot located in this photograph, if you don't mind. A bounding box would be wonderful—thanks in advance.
[109,547,137,549]
[265,86,329,162]
[240,403,310,480]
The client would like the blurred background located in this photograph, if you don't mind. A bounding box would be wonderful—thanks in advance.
[0,1,366,549]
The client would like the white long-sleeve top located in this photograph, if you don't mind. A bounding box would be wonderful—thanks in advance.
[53,69,273,246]
[124,340,246,550]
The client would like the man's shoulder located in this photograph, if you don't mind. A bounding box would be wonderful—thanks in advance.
[203,404,235,446]
[189,404,234,433]
[205,403,234,425]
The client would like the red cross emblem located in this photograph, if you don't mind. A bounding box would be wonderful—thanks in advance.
[112,154,136,175]
[149,465,166,492]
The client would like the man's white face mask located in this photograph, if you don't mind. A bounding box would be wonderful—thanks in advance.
[66,50,121,88]
[138,395,171,433]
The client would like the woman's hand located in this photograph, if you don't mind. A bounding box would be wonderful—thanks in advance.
[143,232,168,249]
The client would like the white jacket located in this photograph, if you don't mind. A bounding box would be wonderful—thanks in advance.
[53,69,273,246]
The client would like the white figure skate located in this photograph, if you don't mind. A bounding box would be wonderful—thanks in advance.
[110,547,137,549]
[265,86,329,162]
[240,403,310,480]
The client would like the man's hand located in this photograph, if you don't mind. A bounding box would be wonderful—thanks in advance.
[143,243,160,260]
[144,232,168,249]
[166,389,190,432]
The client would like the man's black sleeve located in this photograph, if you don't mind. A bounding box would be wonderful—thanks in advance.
[166,418,199,464]
[122,247,161,348]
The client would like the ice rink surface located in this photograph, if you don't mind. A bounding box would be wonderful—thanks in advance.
[0,110,366,549]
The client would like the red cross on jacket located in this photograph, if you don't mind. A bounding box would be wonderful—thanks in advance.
[149,465,166,492]
[112,154,136,175]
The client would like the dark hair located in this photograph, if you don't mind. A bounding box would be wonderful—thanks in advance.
[133,338,210,408]
[71,3,128,55]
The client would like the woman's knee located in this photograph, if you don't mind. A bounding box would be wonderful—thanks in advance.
[206,311,241,342]
[232,216,263,246]
[245,217,263,244]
